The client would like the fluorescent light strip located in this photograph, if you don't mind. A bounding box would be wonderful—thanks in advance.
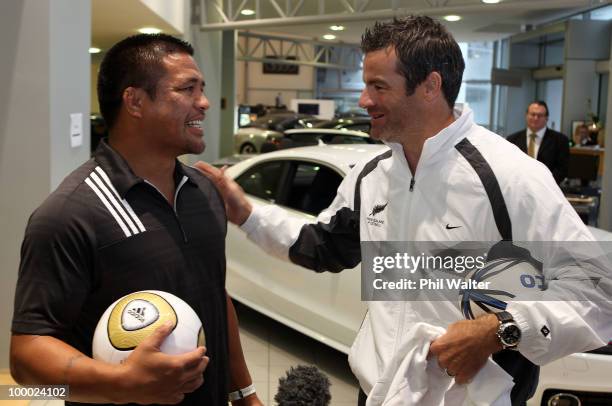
[138,27,161,34]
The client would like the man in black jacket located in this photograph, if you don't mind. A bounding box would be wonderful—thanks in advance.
[506,101,569,184]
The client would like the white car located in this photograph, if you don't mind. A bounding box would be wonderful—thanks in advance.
[261,128,380,153]
[224,144,612,406]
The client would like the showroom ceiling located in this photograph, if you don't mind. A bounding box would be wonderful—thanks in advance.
[91,0,607,50]
[198,0,606,42]
[91,0,181,50]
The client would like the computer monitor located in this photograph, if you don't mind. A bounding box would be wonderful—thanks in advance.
[567,153,599,186]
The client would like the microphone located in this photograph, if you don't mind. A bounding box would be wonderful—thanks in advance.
[274,364,331,405]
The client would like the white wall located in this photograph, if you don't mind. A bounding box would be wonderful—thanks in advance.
[50,2,92,188]
[140,0,186,34]
[236,35,314,107]
[0,0,91,368]
[188,17,223,163]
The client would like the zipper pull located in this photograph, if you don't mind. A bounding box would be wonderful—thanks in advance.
[409,177,415,192]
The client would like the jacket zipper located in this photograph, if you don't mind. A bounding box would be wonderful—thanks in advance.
[145,177,189,243]
[409,177,415,192]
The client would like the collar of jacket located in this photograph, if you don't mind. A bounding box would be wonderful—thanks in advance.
[384,105,475,174]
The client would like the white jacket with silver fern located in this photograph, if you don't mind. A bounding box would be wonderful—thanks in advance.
[240,106,612,400]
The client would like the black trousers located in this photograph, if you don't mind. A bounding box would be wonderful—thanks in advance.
[357,389,367,406]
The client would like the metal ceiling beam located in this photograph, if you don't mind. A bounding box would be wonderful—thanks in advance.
[237,31,363,70]
[232,0,249,20]
[200,0,595,31]
[240,30,359,47]
[268,0,287,18]
[290,0,305,17]
[238,56,358,70]
[340,0,355,13]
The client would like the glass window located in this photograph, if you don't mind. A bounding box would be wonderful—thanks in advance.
[590,5,612,20]
[288,132,318,144]
[535,79,563,131]
[598,73,608,125]
[457,42,494,127]
[544,40,564,66]
[462,42,494,81]
[285,162,343,216]
[462,83,491,126]
[235,161,284,202]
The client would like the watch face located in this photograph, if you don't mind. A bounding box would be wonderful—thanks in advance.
[501,324,521,346]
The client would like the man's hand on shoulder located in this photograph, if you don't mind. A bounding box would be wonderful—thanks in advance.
[116,321,209,404]
[193,161,252,225]
[428,314,502,384]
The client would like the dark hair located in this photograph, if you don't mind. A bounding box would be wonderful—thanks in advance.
[97,33,194,129]
[527,100,549,117]
[361,16,465,109]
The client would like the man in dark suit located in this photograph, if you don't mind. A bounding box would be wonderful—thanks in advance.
[506,101,569,184]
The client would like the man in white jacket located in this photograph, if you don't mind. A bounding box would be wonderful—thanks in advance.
[197,16,612,406]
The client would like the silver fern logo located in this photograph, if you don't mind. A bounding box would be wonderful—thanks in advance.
[367,202,387,227]
[369,203,388,217]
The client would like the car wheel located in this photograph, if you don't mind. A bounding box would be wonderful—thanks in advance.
[240,143,257,154]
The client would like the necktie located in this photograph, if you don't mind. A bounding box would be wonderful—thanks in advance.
[528,133,536,158]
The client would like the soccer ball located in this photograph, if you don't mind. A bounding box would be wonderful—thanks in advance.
[459,258,544,319]
[92,290,205,364]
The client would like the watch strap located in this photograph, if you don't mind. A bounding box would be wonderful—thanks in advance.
[495,311,514,324]
[229,384,256,402]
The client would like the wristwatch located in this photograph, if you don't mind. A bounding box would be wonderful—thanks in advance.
[495,311,521,350]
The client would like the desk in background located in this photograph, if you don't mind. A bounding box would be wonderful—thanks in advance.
[563,147,604,226]
[570,146,604,177]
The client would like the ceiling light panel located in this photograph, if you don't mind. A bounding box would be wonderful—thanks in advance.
[444,15,462,22]
[138,27,161,34]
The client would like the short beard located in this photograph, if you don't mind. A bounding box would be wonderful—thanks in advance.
[372,125,404,144]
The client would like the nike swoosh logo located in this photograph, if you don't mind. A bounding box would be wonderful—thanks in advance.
[445,224,461,230]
